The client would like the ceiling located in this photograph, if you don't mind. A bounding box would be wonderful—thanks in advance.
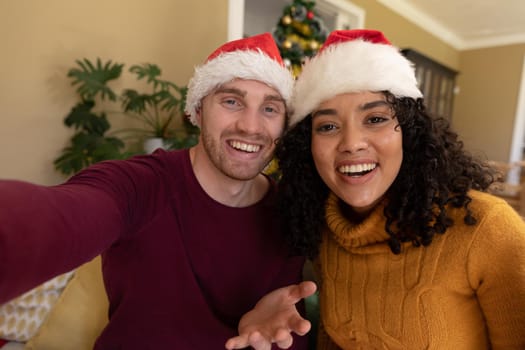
[377,0,525,50]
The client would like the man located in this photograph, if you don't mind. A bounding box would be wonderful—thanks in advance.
[0,33,309,349]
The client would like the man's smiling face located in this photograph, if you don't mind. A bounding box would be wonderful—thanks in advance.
[197,79,286,181]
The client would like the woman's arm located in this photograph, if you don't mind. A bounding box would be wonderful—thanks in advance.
[468,202,525,349]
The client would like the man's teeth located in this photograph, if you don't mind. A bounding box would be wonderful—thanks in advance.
[230,141,260,153]
[338,163,377,175]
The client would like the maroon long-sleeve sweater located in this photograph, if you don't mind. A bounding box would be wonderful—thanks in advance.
[0,149,307,349]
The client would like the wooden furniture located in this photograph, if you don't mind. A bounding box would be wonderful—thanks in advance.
[487,160,525,217]
[401,49,458,121]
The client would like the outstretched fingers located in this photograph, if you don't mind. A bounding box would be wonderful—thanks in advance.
[288,281,317,303]
[288,314,312,336]
[224,281,318,350]
[225,329,294,350]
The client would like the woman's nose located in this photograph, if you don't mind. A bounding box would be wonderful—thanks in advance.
[337,125,368,153]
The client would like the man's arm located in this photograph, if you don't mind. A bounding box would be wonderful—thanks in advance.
[0,179,124,303]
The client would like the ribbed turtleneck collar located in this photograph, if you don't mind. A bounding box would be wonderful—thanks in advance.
[324,192,394,254]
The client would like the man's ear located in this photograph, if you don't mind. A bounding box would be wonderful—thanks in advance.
[195,107,203,127]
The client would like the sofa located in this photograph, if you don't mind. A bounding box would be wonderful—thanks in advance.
[0,257,108,349]
[0,258,320,349]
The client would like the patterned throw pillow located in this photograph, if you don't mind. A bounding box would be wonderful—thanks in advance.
[0,271,74,342]
[25,256,109,350]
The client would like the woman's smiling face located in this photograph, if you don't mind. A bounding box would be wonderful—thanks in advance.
[311,91,403,215]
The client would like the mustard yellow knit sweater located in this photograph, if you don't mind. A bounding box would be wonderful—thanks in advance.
[316,190,525,350]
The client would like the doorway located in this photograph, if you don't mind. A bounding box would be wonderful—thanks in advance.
[508,55,525,184]
[227,0,365,41]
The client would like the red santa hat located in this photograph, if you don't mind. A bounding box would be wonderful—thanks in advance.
[185,32,294,126]
[290,29,422,127]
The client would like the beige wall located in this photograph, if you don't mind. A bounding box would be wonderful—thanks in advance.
[0,0,228,185]
[453,44,525,161]
[350,0,523,162]
[350,0,460,70]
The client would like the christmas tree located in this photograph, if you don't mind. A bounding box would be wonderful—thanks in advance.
[273,0,328,77]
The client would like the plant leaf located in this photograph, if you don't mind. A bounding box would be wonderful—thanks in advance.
[63,101,111,135]
[67,58,123,101]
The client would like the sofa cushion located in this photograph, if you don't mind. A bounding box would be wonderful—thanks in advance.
[0,271,74,342]
[25,256,109,350]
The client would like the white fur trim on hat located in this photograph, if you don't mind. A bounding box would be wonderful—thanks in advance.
[185,49,294,126]
[290,39,422,127]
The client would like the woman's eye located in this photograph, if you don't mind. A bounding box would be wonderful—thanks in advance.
[315,123,337,133]
[368,115,388,124]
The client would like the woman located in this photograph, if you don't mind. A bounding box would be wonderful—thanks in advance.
[226,29,525,350]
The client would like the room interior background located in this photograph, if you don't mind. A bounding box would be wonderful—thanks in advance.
[1,0,524,186]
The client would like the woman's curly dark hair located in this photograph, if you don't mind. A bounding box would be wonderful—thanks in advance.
[275,92,498,258]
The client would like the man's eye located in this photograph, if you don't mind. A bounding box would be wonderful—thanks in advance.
[221,98,243,109]
[263,101,285,115]
[224,98,238,105]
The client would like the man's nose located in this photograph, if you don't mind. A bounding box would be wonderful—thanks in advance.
[236,108,263,134]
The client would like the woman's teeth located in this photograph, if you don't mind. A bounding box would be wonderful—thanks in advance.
[338,163,377,176]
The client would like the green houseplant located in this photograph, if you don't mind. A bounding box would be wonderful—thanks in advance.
[119,63,199,150]
[54,59,128,175]
[54,58,199,176]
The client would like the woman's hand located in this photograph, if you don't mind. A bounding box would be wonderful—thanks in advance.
[225,281,317,350]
